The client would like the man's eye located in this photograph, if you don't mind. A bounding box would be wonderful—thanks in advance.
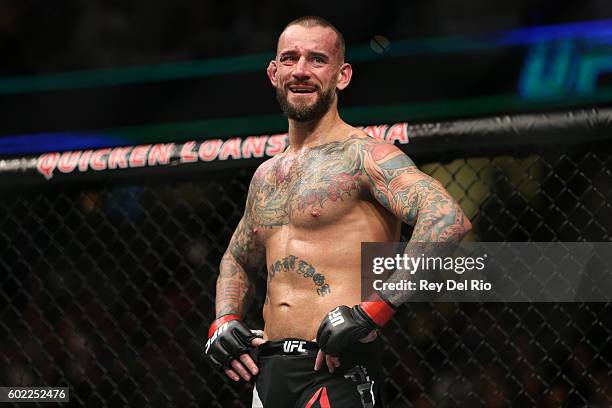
[313,57,325,63]
[281,55,297,62]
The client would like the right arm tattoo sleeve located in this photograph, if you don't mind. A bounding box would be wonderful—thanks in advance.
[215,173,266,318]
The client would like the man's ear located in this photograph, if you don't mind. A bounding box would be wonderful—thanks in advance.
[267,60,278,86]
[336,62,352,91]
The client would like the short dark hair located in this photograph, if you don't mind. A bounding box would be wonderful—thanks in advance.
[281,16,346,61]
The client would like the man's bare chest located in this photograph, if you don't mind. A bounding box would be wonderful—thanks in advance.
[249,150,367,229]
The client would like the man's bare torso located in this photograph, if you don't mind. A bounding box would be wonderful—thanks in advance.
[248,131,401,341]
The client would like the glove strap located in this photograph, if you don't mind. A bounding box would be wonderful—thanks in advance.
[361,292,396,328]
[208,314,240,337]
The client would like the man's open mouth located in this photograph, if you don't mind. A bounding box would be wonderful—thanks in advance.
[289,86,317,94]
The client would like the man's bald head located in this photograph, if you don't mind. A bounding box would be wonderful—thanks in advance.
[278,16,345,62]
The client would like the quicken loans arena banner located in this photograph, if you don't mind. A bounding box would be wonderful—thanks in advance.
[1,123,410,181]
[0,107,610,185]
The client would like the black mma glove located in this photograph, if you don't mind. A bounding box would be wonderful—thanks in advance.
[204,314,262,368]
[316,293,396,356]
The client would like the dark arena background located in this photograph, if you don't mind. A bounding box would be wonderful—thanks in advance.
[1,1,612,407]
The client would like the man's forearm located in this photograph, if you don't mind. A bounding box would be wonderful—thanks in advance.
[215,252,255,318]
[405,177,472,243]
[410,202,471,243]
[381,200,471,307]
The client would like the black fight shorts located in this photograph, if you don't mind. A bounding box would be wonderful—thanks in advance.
[252,338,386,408]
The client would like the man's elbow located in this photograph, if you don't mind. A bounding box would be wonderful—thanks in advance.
[461,212,472,235]
[446,204,472,242]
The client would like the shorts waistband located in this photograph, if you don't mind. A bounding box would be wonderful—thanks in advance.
[258,339,319,357]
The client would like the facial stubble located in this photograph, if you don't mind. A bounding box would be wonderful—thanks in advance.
[276,84,336,122]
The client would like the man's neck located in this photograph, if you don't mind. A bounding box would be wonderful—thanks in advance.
[287,108,345,151]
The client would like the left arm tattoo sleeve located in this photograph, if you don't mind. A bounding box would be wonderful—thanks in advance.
[363,142,471,242]
[363,142,472,306]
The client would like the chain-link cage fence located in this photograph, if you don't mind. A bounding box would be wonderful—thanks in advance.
[1,127,612,406]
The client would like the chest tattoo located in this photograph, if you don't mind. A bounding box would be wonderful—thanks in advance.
[247,137,370,227]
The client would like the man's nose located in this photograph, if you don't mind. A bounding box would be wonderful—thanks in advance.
[292,56,310,79]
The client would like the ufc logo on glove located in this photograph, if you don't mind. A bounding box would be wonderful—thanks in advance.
[328,307,345,327]
[205,321,229,353]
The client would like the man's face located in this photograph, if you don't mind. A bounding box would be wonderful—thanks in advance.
[269,25,348,122]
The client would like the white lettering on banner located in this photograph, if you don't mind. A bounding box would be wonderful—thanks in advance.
[78,150,93,172]
[91,148,111,171]
[148,143,174,166]
[386,123,408,144]
[265,134,288,156]
[219,138,242,160]
[199,140,222,161]
[108,147,131,169]
[58,151,81,173]
[129,145,151,167]
[363,125,388,141]
[242,136,267,158]
[37,152,60,179]
[180,141,198,162]
[33,121,411,179]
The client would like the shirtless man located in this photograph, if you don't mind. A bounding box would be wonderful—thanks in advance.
[204,16,471,407]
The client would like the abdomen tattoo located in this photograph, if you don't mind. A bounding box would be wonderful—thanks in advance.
[268,255,331,296]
